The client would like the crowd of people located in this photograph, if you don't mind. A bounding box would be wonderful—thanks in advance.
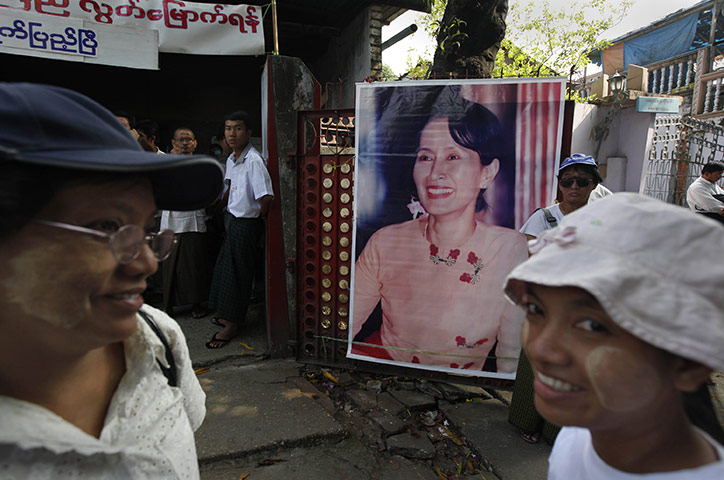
[1,81,723,479]
[112,106,274,349]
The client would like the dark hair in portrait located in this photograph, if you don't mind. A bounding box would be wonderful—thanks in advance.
[353,84,517,352]
[355,84,517,257]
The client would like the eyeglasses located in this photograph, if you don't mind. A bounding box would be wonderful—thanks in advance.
[559,176,593,188]
[33,220,177,264]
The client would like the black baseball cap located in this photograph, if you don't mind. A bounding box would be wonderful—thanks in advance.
[0,82,223,211]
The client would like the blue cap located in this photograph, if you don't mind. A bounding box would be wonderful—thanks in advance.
[0,82,223,211]
[559,153,597,172]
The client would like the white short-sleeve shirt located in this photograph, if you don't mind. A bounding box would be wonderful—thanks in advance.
[519,203,564,238]
[224,143,274,218]
[549,426,724,480]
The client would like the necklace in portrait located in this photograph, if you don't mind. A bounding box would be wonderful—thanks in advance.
[425,220,485,284]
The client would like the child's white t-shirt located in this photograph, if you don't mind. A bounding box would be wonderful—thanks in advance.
[548,426,724,479]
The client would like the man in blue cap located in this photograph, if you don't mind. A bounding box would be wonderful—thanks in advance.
[519,153,604,241]
[510,152,604,445]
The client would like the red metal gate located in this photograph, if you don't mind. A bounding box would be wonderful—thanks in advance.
[296,109,356,367]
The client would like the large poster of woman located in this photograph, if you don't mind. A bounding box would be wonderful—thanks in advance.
[348,78,566,379]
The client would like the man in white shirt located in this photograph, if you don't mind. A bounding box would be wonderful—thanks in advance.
[207,111,274,348]
[687,162,724,225]
[161,127,211,318]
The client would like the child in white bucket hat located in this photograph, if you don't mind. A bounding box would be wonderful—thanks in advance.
[504,192,724,478]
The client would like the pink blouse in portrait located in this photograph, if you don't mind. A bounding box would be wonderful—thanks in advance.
[352,217,527,373]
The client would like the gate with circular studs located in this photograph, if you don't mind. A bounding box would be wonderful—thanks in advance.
[296,109,356,367]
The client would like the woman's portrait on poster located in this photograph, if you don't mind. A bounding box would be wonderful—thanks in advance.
[350,83,528,377]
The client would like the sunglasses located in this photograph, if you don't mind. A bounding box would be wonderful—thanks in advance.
[559,176,593,188]
[33,220,177,264]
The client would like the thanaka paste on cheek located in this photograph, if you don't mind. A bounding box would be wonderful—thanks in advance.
[520,319,529,345]
[585,346,660,412]
[3,243,101,329]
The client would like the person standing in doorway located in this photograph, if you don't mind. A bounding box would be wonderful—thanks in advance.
[160,127,211,318]
[207,111,274,348]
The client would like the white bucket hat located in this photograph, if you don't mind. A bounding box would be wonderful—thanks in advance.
[504,193,724,371]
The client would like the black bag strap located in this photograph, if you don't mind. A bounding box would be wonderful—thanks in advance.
[541,208,558,227]
[138,308,178,388]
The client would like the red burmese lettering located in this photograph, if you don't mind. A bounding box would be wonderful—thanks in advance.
[228,13,246,33]
[200,4,226,24]
[115,0,144,18]
[79,0,113,23]
[164,0,199,29]
[35,0,69,17]
[244,5,258,33]
[163,0,186,28]
[146,8,162,20]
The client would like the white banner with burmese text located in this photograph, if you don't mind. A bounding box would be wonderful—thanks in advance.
[0,0,264,55]
[0,10,159,69]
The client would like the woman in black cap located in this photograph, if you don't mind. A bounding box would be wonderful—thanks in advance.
[0,83,223,478]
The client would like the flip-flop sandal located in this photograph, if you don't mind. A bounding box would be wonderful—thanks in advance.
[191,309,208,319]
[520,431,540,444]
[209,317,225,327]
[205,332,232,349]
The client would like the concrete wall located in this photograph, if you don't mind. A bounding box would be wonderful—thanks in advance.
[571,102,656,193]
[310,8,374,109]
[264,56,320,356]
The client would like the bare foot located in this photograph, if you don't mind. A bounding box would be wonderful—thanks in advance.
[210,316,232,328]
[206,322,238,349]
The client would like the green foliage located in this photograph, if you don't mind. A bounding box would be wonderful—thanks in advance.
[419,0,448,38]
[438,17,468,57]
[493,38,558,78]
[407,0,632,96]
[495,0,632,84]
[380,64,398,81]
[405,58,433,80]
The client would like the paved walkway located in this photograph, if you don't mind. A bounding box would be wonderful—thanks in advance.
[175,306,549,479]
[173,305,724,480]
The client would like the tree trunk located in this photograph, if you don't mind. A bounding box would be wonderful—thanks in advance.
[431,0,508,79]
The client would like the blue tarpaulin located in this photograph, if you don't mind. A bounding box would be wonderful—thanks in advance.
[622,13,699,71]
